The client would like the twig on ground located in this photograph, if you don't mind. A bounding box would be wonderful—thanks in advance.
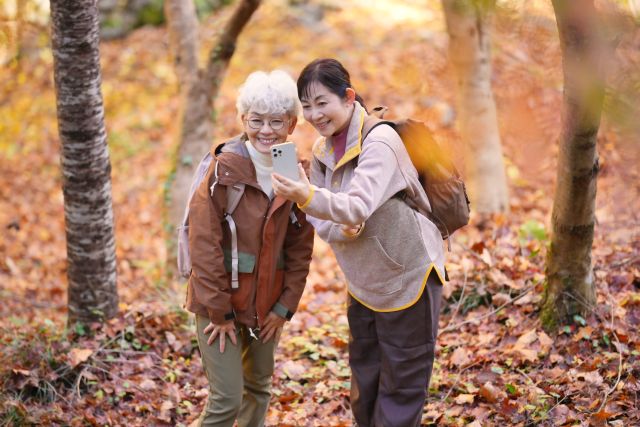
[440,286,534,333]
[443,268,468,330]
[610,256,639,269]
[440,360,483,402]
[596,285,625,414]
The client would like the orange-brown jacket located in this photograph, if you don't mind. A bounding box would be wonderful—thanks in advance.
[185,135,314,328]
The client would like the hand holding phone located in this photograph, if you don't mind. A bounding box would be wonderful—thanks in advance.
[271,142,299,182]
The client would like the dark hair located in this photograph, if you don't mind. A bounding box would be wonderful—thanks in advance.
[297,58,367,111]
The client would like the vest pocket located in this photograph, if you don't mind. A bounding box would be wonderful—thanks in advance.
[334,235,404,296]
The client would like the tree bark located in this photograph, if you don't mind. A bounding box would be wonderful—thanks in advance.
[442,0,509,214]
[16,0,25,64]
[50,0,118,324]
[541,0,605,331]
[165,0,260,259]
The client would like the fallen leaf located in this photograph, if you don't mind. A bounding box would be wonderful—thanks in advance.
[450,347,471,367]
[573,326,594,341]
[281,360,306,381]
[538,331,553,353]
[454,393,475,404]
[479,382,500,403]
[140,378,156,391]
[159,399,174,422]
[68,348,93,368]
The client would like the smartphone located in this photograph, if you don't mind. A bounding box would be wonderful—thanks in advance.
[271,142,299,182]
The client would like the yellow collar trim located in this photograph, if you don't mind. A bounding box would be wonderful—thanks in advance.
[333,108,365,171]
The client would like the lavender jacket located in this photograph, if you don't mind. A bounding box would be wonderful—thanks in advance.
[300,102,445,311]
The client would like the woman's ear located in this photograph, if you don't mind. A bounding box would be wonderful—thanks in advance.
[287,116,298,134]
[345,88,356,105]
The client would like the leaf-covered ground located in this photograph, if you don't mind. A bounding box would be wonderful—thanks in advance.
[1,1,639,425]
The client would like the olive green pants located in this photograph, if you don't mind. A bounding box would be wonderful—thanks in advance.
[195,314,278,427]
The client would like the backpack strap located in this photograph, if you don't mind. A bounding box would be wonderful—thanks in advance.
[224,183,245,289]
[362,115,395,144]
[289,209,302,229]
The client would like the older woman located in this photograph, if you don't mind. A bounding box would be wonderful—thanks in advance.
[185,70,314,427]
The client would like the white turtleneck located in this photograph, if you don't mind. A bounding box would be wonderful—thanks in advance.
[245,141,274,199]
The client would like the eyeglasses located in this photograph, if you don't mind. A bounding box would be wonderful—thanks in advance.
[245,117,289,130]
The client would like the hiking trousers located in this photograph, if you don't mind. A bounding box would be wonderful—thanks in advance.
[347,270,442,427]
[195,314,278,427]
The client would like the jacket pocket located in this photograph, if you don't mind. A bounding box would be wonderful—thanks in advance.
[222,249,256,273]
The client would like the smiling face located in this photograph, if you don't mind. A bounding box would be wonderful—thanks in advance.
[300,81,355,137]
[242,111,297,155]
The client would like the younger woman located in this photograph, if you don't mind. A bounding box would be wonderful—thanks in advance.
[272,59,444,427]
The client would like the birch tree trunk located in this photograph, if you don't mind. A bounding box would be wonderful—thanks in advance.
[165,0,260,262]
[541,0,605,330]
[442,0,509,214]
[50,0,118,324]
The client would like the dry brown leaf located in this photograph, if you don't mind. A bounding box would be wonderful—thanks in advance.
[573,326,594,342]
[281,360,306,381]
[68,348,93,368]
[139,378,156,391]
[450,347,471,367]
[454,393,475,404]
[537,331,554,353]
[479,382,500,403]
[491,292,511,307]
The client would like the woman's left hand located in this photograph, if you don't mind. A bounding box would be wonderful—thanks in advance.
[272,163,311,205]
[260,312,286,343]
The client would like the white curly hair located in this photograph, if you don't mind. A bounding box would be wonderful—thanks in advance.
[236,70,302,119]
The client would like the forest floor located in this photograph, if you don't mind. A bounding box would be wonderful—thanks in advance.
[1,0,639,425]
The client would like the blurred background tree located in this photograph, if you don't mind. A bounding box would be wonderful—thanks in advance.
[164,0,260,272]
[541,0,626,330]
[98,0,233,39]
[442,0,509,214]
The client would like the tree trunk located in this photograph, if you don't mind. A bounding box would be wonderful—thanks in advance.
[541,0,605,331]
[16,0,25,64]
[50,0,118,324]
[165,0,260,266]
[442,0,509,214]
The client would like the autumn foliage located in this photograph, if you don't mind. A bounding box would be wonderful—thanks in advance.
[1,1,639,425]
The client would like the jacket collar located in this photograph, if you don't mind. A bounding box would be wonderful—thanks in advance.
[312,101,366,172]
[211,134,258,186]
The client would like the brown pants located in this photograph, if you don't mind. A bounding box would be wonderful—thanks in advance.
[347,271,442,427]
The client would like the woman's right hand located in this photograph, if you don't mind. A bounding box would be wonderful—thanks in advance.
[272,163,312,205]
[203,320,237,353]
[340,223,364,237]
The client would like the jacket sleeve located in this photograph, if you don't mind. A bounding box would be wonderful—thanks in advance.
[273,204,314,319]
[305,151,362,243]
[302,128,410,226]
[188,163,234,324]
